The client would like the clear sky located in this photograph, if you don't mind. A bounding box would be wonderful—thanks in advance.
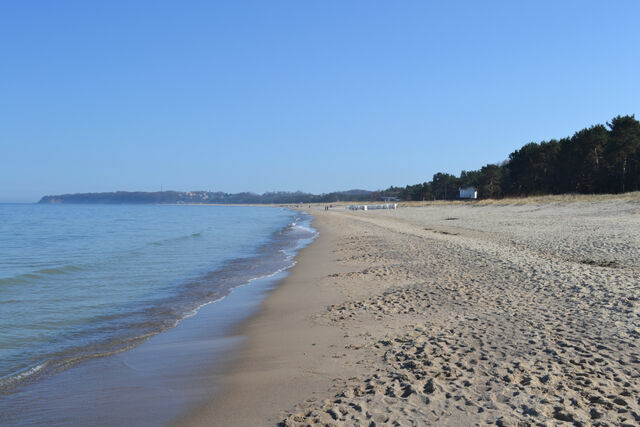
[2,1,639,202]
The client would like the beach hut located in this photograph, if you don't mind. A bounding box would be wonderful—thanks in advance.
[459,187,477,199]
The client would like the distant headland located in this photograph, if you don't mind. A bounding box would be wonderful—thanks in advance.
[38,190,376,205]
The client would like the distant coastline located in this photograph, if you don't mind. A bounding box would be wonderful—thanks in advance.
[38,189,376,205]
[39,114,640,205]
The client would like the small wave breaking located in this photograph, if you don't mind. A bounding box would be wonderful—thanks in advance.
[0,209,317,397]
[0,265,84,287]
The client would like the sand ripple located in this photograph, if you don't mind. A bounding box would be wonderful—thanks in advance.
[281,199,640,426]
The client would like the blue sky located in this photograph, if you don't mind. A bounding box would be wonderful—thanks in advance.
[1,1,639,202]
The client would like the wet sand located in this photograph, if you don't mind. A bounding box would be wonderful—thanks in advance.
[0,269,290,426]
[179,195,640,426]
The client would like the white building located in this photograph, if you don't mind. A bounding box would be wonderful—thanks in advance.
[459,187,477,199]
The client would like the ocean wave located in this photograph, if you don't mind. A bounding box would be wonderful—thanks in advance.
[35,265,84,275]
[0,210,317,397]
[0,362,49,392]
[292,223,316,234]
[150,229,207,246]
[0,265,84,287]
[0,330,159,396]
[0,273,40,286]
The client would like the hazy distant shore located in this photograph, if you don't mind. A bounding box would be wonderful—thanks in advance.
[36,189,377,205]
[178,193,640,426]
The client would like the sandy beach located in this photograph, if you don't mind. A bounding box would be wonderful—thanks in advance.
[179,195,640,426]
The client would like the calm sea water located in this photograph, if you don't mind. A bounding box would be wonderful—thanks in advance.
[0,204,315,396]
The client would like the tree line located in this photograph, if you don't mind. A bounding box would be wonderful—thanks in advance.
[39,115,640,204]
[380,114,640,201]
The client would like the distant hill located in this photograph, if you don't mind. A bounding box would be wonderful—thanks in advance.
[38,189,379,205]
[338,189,372,196]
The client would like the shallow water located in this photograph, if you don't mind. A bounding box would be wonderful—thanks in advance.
[0,204,316,401]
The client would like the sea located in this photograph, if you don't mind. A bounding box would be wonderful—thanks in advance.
[0,203,317,425]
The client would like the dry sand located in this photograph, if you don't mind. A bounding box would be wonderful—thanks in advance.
[179,196,640,426]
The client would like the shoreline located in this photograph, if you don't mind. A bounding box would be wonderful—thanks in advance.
[0,207,316,426]
[178,197,640,425]
[175,212,359,425]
